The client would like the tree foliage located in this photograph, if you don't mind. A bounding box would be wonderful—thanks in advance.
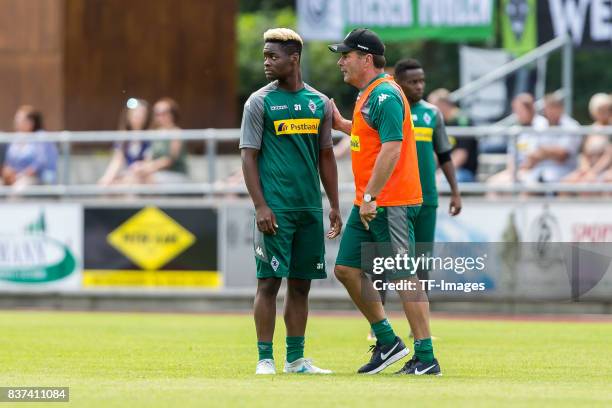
[237,6,609,124]
[239,0,294,13]
[237,7,462,119]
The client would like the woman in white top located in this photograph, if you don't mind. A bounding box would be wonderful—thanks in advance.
[564,93,611,184]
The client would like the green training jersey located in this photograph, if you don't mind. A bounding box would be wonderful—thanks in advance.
[410,100,452,206]
[358,73,405,143]
[239,81,333,212]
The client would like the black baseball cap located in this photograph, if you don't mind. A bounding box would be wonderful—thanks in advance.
[328,28,385,56]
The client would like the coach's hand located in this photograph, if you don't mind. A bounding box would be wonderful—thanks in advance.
[256,205,278,235]
[359,201,377,231]
[327,207,343,239]
[449,192,462,216]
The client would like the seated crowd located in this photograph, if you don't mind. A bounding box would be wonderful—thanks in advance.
[0,97,189,191]
[0,92,611,194]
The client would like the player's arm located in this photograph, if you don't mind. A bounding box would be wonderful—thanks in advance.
[360,91,404,229]
[319,99,342,238]
[329,98,353,159]
[434,109,461,216]
[330,98,352,136]
[240,96,277,235]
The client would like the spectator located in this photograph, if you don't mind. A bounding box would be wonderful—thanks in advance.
[534,93,582,180]
[132,97,189,184]
[98,98,152,186]
[564,93,612,183]
[489,93,580,185]
[487,93,547,185]
[542,93,580,128]
[428,88,478,182]
[1,105,58,189]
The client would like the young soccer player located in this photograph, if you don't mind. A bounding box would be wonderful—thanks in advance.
[240,28,342,375]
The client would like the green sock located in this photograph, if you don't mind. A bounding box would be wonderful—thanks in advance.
[257,341,273,361]
[414,338,434,364]
[286,336,305,363]
[371,319,396,346]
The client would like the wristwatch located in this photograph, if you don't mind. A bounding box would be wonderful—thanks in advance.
[363,193,376,203]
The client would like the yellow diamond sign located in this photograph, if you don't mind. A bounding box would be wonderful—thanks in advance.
[107,207,195,270]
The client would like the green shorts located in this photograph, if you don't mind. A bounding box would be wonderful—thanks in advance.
[415,204,437,244]
[254,210,326,280]
[336,205,420,279]
[415,204,437,280]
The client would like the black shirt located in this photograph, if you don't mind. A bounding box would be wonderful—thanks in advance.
[447,115,478,175]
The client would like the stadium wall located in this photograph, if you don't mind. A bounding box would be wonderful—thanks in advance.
[1,198,611,314]
[0,0,237,131]
[0,0,65,131]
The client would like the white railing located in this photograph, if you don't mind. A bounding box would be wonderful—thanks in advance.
[450,35,573,116]
[1,125,612,197]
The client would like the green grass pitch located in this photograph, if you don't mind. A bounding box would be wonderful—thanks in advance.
[1,311,611,407]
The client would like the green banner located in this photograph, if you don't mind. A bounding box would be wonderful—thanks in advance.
[501,0,537,56]
[344,0,495,41]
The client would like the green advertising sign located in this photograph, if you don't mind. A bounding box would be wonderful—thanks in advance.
[344,0,495,41]
[501,0,537,56]
[0,212,77,284]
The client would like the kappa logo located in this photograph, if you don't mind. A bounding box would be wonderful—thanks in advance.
[255,246,264,257]
[271,105,288,111]
[316,262,324,270]
[412,114,418,121]
[308,99,317,114]
[378,93,389,103]
[270,256,280,271]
